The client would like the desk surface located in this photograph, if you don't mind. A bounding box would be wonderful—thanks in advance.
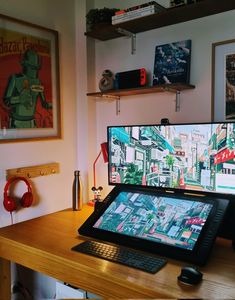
[0,206,235,299]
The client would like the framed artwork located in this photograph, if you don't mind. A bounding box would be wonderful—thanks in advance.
[212,39,235,121]
[152,39,191,86]
[0,13,61,142]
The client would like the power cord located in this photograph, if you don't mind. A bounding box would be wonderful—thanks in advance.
[10,212,13,225]
[12,281,32,299]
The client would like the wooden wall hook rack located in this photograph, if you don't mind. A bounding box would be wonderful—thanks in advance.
[6,163,60,179]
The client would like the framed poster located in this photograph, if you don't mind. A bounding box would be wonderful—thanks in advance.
[212,39,235,121]
[152,39,191,86]
[0,13,61,142]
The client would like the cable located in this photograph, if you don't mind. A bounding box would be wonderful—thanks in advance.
[12,281,32,299]
[14,264,33,300]
[10,212,13,225]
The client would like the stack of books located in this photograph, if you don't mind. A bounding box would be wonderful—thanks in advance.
[112,1,166,25]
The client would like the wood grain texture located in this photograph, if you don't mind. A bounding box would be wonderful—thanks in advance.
[85,0,235,41]
[87,83,195,98]
[0,206,235,299]
[0,258,11,300]
[6,162,60,179]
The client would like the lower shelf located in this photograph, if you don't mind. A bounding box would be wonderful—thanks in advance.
[87,83,195,98]
[87,83,195,114]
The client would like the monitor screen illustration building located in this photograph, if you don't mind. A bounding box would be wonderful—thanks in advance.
[108,122,235,195]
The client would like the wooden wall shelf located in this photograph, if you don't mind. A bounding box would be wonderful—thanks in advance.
[87,83,195,98]
[85,0,235,41]
[85,23,123,41]
[87,83,195,114]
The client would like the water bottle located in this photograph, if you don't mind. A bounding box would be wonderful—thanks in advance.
[72,170,82,211]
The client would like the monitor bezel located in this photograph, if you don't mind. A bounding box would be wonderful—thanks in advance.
[78,185,229,265]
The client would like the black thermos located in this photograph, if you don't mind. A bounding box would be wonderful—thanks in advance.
[72,170,82,211]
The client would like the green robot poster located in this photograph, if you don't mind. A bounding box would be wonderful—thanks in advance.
[0,28,53,129]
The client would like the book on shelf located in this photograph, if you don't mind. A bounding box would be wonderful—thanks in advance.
[114,1,165,15]
[112,5,160,20]
[112,10,155,25]
[112,5,164,25]
[152,40,191,86]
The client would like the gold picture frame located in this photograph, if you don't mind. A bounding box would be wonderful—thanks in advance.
[212,39,235,122]
[0,13,61,142]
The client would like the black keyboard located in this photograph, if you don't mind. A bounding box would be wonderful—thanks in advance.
[72,240,167,274]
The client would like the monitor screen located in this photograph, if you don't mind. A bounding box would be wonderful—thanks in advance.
[93,191,213,251]
[78,186,229,265]
[108,122,235,195]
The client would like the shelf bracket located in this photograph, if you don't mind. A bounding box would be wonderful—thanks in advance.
[116,97,121,115]
[175,91,180,112]
[116,28,136,55]
[100,94,119,100]
[163,86,181,112]
[99,94,121,115]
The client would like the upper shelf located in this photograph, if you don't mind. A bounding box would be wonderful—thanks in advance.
[85,0,235,41]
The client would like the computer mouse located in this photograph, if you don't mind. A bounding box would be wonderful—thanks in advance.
[178,266,203,285]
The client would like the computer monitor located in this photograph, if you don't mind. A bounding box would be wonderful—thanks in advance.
[78,186,229,265]
[107,122,235,195]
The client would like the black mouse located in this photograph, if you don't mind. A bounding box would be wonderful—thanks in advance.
[178,266,203,285]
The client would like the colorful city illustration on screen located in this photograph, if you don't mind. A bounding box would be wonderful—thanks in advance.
[94,191,213,250]
[108,123,235,194]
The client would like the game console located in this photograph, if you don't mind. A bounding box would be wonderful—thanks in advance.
[115,68,146,89]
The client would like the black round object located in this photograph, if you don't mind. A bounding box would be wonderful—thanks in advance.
[178,266,203,285]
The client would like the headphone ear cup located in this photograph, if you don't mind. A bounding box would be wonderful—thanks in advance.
[3,196,17,212]
[20,192,33,208]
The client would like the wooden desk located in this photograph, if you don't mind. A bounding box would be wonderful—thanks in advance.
[0,206,235,299]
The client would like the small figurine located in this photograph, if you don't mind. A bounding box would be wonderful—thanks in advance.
[99,70,114,91]
[91,186,103,201]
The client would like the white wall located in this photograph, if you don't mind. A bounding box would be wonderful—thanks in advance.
[0,0,79,228]
[88,1,235,198]
[0,0,84,298]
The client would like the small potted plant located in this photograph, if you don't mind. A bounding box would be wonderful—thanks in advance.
[86,7,120,31]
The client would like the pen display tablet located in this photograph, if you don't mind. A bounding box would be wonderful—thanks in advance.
[78,186,229,265]
[93,191,213,251]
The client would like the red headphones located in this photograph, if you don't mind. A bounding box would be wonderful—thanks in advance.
[3,177,33,212]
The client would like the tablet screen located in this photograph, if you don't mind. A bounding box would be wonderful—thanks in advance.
[93,191,213,251]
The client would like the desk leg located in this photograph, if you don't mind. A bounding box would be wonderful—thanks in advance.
[0,258,11,300]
